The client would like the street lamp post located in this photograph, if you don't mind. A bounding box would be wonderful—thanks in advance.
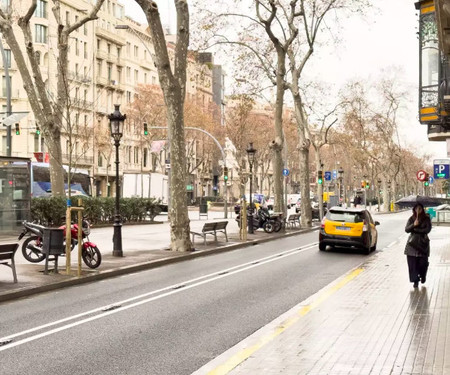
[109,105,126,257]
[246,142,256,234]
[387,179,392,212]
[377,178,382,212]
[338,167,344,206]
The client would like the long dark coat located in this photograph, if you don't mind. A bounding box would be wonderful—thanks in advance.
[404,215,432,257]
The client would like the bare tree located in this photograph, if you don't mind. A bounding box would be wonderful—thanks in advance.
[0,0,105,196]
[134,0,192,251]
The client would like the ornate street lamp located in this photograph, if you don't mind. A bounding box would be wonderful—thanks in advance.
[246,142,256,234]
[109,105,126,257]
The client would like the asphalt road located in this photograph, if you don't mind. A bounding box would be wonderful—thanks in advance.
[0,211,409,375]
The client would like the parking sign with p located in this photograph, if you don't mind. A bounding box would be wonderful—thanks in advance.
[434,159,450,179]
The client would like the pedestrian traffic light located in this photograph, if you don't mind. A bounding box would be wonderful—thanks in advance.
[15,123,20,135]
[35,125,40,135]
[318,170,323,185]
[223,167,228,181]
[143,122,148,135]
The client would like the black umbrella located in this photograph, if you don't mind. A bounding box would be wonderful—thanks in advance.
[395,195,446,208]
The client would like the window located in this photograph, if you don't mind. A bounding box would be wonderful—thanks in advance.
[66,11,70,25]
[152,76,156,85]
[107,43,111,54]
[2,75,11,97]
[97,59,102,76]
[107,63,112,81]
[134,69,138,83]
[34,134,40,152]
[126,67,131,79]
[134,45,138,58]
[97,39,101,50]
[143,148,148,167]
[35,24,47,43]
[3,49,11,68]
[75,15,79,31]
[84,89,88,102]
[84,23,87,36]
[134,147,139,164]
[84,42,87,59]
[35,51,40,65]
[75,38,79,56]
[34,0,47,18]
[126,42,131,55]
[144,73,147,84]
[126,91,131,103]
[117,68,121,83]
[98,151,103,167]
[117,47,121,59]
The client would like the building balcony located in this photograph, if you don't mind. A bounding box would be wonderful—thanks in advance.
[70,97,94,110]
[62,154,94,167]
[68,70,91,84]
[95,27,126,46]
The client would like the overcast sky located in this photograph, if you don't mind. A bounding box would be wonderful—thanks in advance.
[118,0,448,160]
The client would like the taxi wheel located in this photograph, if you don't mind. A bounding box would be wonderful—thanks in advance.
[363,245,371,255]
[319,243,326,251]
[371,243,377,252]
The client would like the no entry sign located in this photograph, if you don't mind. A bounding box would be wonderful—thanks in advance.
[416,169,427,182]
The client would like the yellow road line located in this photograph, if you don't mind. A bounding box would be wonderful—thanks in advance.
[208,267,364,375]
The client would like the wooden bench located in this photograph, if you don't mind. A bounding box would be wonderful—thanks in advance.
[287,213,301,228]
[0,243,19,283]
[190,221,229,245]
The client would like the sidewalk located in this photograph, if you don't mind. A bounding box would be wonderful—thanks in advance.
[194,225,450,375]
[0,210,313,302]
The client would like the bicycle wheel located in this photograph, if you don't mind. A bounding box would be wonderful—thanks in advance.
[22,236,46,263]
[82,245,102,269]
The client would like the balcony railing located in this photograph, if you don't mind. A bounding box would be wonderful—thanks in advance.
[62,154,94,166]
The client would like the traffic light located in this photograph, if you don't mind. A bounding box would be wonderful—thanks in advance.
[318,170,323,185]
[365,181,370,189]
[424,173,430,187]
[36,125,40,135]
[143,122,148,135]
[15,123,20,135]
[361,180,365,189]
[223,167,229,181]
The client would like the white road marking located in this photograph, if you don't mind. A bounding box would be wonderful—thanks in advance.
[0,242,318,351]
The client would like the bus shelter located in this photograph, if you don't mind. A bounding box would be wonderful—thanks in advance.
[0,156,31,237]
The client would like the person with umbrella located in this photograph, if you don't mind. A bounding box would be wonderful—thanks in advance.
[404,203,432,288]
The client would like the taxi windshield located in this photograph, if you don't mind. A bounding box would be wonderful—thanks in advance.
[328,211,365,223]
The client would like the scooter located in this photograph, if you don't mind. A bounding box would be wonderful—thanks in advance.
[235,206,282,233]
[18,219,102,269]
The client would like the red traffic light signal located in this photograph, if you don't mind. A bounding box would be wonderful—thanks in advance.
[361,180,365,188]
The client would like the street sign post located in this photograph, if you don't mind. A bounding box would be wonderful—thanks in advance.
[433,159,450,179]
[332,170,337,180]
[282,168,289,177]
[429,176,435,185]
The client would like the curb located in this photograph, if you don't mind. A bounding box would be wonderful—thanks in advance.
[1,226,319,302]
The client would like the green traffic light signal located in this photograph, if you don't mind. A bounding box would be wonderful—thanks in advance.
[223,167,229,181]
[424,181,429,187]
[15,123,20,135]
[143,122,148,135]
[318,178,323,185]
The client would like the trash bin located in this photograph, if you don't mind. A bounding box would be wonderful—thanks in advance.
[42,228,65,274]
[199,203,208,219]
[42,228,65,255]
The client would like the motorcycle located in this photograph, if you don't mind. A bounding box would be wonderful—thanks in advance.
[235,206,282,233]
[18,219,102,269]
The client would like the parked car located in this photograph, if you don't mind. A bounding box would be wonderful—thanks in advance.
[319,206,380,254]
[295,199,327,220]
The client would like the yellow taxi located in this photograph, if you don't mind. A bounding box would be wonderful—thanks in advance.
[319,207,380,254]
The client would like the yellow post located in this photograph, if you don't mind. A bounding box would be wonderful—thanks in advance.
[65,206,72,274]
[240,199,247,241]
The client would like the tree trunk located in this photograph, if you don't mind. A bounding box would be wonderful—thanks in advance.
[293,95,312,227]
[167,93,191,251]
[47,129,65,196]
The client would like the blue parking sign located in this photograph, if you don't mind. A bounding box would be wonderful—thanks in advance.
[434,159,450,179]
[324,171,331,181]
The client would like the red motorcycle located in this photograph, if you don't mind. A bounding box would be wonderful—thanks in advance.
[19,219,102,269]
